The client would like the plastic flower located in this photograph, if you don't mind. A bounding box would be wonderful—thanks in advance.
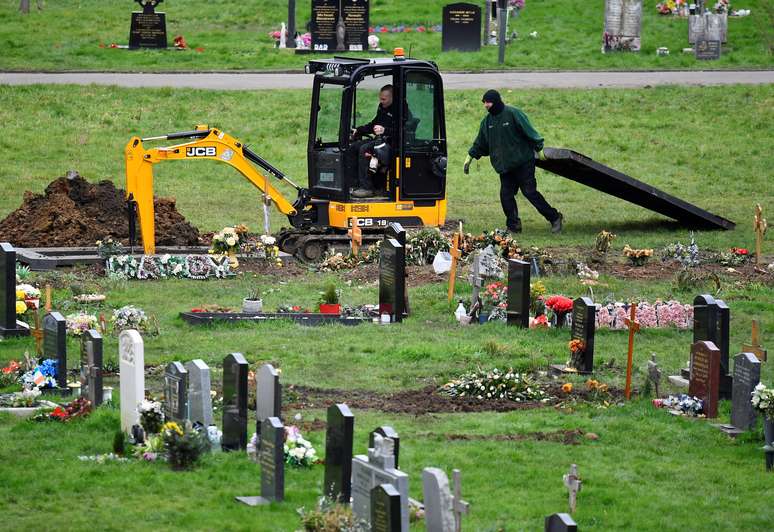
[15,300,27,314]
[162,421,184,436]
[562,383,573,393]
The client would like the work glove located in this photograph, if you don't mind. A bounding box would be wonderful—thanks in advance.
[463,154,472,175]
[537,149,547,161]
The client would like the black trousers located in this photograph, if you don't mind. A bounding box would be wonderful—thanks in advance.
[347,139,380,189]
[499,159,559,228]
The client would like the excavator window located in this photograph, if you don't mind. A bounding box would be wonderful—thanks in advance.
[316,83,344,146]
[404,72,438,149]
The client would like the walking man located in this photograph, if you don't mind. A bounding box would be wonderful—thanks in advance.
[464,90,563,233]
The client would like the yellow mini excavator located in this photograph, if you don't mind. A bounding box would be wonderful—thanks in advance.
[125,50,449,260]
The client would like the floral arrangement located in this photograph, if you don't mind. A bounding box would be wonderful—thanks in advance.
[210,225,248,254]
[239,233,282,267]
[16,263,32,281]
[0,360,22,388]
[298,497,357,531]
[162,421,210,470]
[139,399,164,434]
[440,367,549,402]
[15,284,40,315]
[65,312,98,336]
[530,280,547,316]
[751,383,774,421]
[654,394,705,416]
[370,24,441,34]
[661,235,700,267]
[568,339,586,369]
[529,314,549,328]
[585,378,609,397]
[32,397,92,422]
[623,245,654,266]
[545,296,573,323]
[96,237,123,258]
[111,305,149,334]
[717,247,749,266]
[405,228,450,265]
[577,263,599,281]
[284,425,319,467]
[461,229,521,260]
[509,0,525,8]
[595,230,616,253]
[317,251,360,272]
[21,359,58,389]
[481,281,507,318]
[106,254,232,280]
[595,300,692,330]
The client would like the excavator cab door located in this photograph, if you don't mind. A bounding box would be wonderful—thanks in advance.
[308,77,350,202]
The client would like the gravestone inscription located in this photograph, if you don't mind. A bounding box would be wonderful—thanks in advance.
[506,259,530,327]
[379,238,406,323]
[43,311,67,389]
[1,243,29,338]
[255,363,281,441]
[324,403,355,502]
[442,3,482,52]
[119,329,145,433]
[689,340,720,418]
[342,0,369,52]
[730,352,761,431]
[164,361,188,423]
[129,0,167,49]
[185,359,213,427]
[80,329,103,406]
[311,0,338,52]
[222,353,248,451]
[371,483,402,532]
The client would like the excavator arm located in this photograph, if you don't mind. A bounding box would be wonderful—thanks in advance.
[124,126,310,254]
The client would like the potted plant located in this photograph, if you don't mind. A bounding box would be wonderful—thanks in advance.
[752,383,774,445]
[242,287,263,313]
[318,284,340,315]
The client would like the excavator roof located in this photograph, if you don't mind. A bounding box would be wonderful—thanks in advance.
[305,56,438,79]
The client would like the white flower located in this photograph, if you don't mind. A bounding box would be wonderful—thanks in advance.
[261,235,276,245]
[226,237,236,247]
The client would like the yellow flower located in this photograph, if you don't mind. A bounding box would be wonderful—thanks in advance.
[16,301,28,315]
[562,383,573,393]
[162,421,183,436]
[16,290,25,300]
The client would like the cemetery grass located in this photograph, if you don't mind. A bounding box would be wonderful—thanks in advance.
[0,83,772,253]
[0,0,772,72]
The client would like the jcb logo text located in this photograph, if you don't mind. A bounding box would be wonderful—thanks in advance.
[186,147,216,157]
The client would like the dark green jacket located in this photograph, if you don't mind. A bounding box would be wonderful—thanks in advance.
[468,105,544,174]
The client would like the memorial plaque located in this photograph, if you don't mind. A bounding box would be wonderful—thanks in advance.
[128,0,168,49]
[379,238,406,323]
[323,403,355,502]
[342,0,369,52]
[602,0,642,52]
[164,361,188,423]
[311,0,340,52]
[1,242,29,338]
[369,426,400,469]
[506,259,530,327]
[260,417,285,501]
[570,297,596,373]
[688,340,720,418]
[43,311,67,389]
[222,353,248,451]
[185,359,213,427]
[371,483,402,532]
[693,294,731,398]
[119,330,145,433]
[80,329,103,406]
[442,3,482,52]
[255,363,282,441]
[730,353,761,431]
[545,513,578,532]
[695,39,721,60]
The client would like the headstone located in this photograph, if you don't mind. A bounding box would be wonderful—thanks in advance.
[128,0,168,49]
[222,353,249,451]
[43,311,67,389]
[379,238,406,323]
[387,223,410,317]
[730,353,761,431]
[185,359,213,427]
[163,361,188,423]
[647,354,661,398]
[371,483,402,532]
[602,0,642,52]
[689,12,726,44]
[545,513,578,532]
[688,340,720,418]
[469,253,483,312]
[255,363,282,441]
[342,0,369,52]
[0,242,30,338]
[351,435,409,531]
[570,297,596,373]
[442,3,482,52]
[369,426,400,468]
[422,468,455,532]
[236,416,285,506]
[119,329,145,433]
[311,0,338,52]
[323,403,355,502]
[80,329,103,406]
[506,259,530,327]
[693,294,731,398]
[311,0,369,52]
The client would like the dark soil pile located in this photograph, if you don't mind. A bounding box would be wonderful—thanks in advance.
[0,173,200,247]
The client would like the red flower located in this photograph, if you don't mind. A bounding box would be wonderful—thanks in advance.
[2,361,20,374]
[545,295,573,313]
[731,247,749,255]
[51,407,68,420]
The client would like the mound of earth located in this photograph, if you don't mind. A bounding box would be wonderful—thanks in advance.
[0,173,200,247]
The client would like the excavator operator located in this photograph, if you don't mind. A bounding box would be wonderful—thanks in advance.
[348,84,396,198]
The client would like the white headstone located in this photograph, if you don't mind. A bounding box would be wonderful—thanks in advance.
[119,329,144,433]
[422,468,455,532]
[186,359,213,427]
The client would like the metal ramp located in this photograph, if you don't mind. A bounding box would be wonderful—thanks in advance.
[536,148,735,230]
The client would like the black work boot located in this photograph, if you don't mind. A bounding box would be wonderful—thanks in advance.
[507,222,522,234]
[551,213,564,234]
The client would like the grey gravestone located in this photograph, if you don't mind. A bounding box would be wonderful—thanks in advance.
[236,416,285,506]
[164,361,188,423]
[255,363,281,441]
[185,359,213,427]
[351,435,409,531]
[442,3,482,52]
[342,0,369,52]
[369,426,400,469]
[647,354,661,398]
[128,0,167,49]
[379,238,406,323]
[545,513,578,532]
[80,329,103,406]
[506,259,530,327]
[689,12,726,44]
[371,483,402,532]
[602,0,642,52]
[324,403,355,502]
[730,353,761,431]
[0,243,29,338]
[422,468,455,532]
[689,340,720,418]
[43,311,67,389]
[222,353,249,451]
[570,297,596,373]
[693,294,731,398]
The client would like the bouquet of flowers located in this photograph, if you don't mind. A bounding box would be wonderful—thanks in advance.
[96,237,123,258]
[657,394,705,416]
[284,425,318,467]
[751,383,774,421]
[16,283,40,311]
[162,421,210,470]
[210,225,248,254]
[481,281,508,321]
[240,233,282,266]
[139,399,164,434]
[623,245,654,266]
[405,228,450,265]
[111,305,149,333]
[568,339,586,369]
[545,295,573,314]
[21,359,58,389]
[65,312,98,336]
[0,360,22,388]
[440,367,548,402]
[33,397,92,422]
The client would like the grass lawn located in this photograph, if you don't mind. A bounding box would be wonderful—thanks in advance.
[0,0,771,72]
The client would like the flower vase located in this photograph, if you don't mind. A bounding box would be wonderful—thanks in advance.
[479,312,490,324]
[227,250,239,269]
[765,418,774,446]
[242,298,263,313]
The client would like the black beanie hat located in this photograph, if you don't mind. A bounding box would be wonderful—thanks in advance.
[482,89,504,114]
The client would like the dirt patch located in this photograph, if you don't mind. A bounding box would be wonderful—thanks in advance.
[238,257,309,278]
[340,263,445,287]
[0,173,200,247]
[441,429,585,445]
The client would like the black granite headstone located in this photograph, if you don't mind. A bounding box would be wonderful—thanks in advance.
[260,416,285,502]
[379,238,406,323]
[506,259,530,327]
[80,329,103,406]
[342,0,369,52]
[369,426,400,468]
[311,0,339,52]
[545,512,578,532]
[128,0,168,49]
[442,3,482,52]
[0,243,29,338]
[693,294,732,398]
[164,361,189,423]
[43,312,67,389]
[695,38,721,60]
[222,353,248,451]
[323,403,355,502]
[570,297,596,373]
[371,483,402,532]
[731,352,761,431]
[386,223,409,318]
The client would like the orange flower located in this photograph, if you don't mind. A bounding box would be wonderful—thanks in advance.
[568,339,585,353]
[562,383,573,393]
